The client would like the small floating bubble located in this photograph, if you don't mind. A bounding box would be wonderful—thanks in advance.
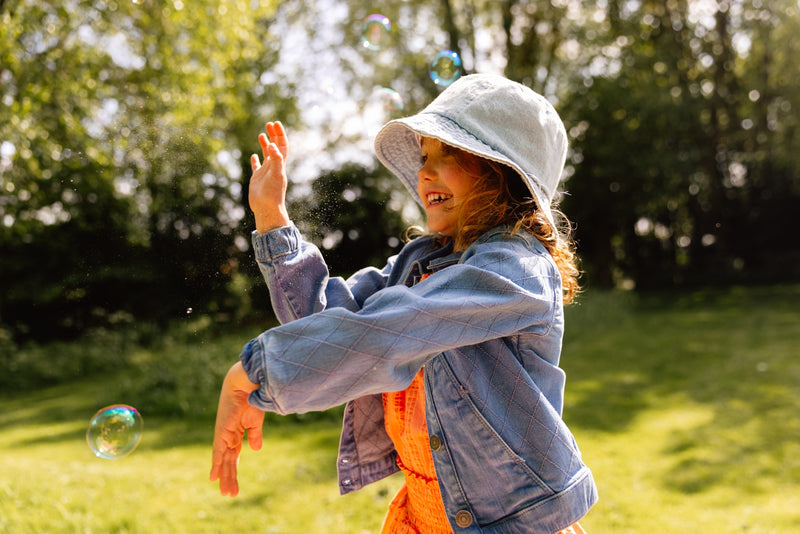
[86,405,143,460]
[361,14,391,51]
[365,87,405,127]
[430,50,462,87]
[375,87,404,114]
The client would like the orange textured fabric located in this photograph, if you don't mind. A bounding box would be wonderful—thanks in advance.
[381,368,453,534]
[380,367,586,534]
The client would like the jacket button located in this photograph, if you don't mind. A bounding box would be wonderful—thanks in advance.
[429,435,442,451]
[454,510,473,528]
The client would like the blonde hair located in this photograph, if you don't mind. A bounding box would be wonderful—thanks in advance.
[416,140,581,304]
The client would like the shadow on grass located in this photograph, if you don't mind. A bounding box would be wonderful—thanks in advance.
[0,376,346,459]
[132,410,344,452]
[562,284,800,494]
[0,379,108,432]
[4,285,799,499]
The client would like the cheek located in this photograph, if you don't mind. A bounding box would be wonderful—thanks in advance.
[450,172,476,199]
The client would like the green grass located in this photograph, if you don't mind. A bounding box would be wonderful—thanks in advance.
[1,285,799,533]
[561,286,800,532]
[0,377,400,534]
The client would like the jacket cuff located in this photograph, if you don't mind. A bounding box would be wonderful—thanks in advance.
[251,223,300,264]
[239,338,278,412]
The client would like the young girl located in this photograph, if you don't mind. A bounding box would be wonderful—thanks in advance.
[210,74,597,533]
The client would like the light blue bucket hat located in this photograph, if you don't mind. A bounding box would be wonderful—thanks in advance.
[374,73,568,229]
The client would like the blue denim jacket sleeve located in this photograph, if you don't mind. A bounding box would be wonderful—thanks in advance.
[250,223,394,323]
[241,224,559,415]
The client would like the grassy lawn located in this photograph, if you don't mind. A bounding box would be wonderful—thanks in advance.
[0,377,400,533]
[1,285,799,533]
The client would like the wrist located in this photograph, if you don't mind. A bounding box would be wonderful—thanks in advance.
[227,362,261,392]
[253,208,290,234]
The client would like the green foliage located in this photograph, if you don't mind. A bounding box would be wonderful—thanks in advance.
[0,0,295,340]
[112,319,247,419]
[0,386,396,533]
[558,0,800,288]
[0,315,237,414]
[0,324,144,391]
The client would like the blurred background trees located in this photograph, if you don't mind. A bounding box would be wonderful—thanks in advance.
[1,0,798,343]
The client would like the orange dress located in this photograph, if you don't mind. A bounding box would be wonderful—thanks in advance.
[380,368,586,534]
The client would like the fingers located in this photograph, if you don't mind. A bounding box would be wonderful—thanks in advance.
[264,121,288,160]
[265,121,285,143]
[247,428,263,451]
[258,132,270,161]
[246,420,264,451]
[210,446,241,497]
[251,121,287,176]
[210,438,242,497]
[220,448,240,497]
[255,130,284,168]
[266,142,283,161]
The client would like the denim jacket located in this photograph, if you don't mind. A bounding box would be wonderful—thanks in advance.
[241,223,598,533]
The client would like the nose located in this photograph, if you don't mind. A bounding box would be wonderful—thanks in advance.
[417,160,433,182]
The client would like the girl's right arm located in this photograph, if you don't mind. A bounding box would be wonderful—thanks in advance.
[252,225,394,324]
[246,121,392,324]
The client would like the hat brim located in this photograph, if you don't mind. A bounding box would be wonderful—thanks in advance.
[374,112,554,226]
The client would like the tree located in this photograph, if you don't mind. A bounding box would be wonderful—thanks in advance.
[559,0,800,287]
[0,0,296,339]
[2,0,798,344]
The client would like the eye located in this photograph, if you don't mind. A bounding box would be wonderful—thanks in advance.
[419,154,428,165]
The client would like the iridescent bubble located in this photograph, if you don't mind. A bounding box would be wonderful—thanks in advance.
[86,405,143,460]
[375,87,404,115]
[430,50,462,87]
[361,14,391,51]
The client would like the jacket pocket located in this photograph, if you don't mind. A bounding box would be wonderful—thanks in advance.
[427,358,559,525]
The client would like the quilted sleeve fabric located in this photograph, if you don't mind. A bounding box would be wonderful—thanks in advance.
[242,232,559,415]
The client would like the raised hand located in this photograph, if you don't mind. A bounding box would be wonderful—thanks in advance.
[249,121,290,233]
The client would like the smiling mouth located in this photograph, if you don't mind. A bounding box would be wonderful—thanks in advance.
[426,192,452,206]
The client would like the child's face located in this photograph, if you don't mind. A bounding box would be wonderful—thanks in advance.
[416,138,477,237]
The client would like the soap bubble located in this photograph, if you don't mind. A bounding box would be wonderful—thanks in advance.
[361,14,391,51]
[430,50,462,87]
[375,87,404,114]
[365,88,405,129]
[87,405,143,460]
